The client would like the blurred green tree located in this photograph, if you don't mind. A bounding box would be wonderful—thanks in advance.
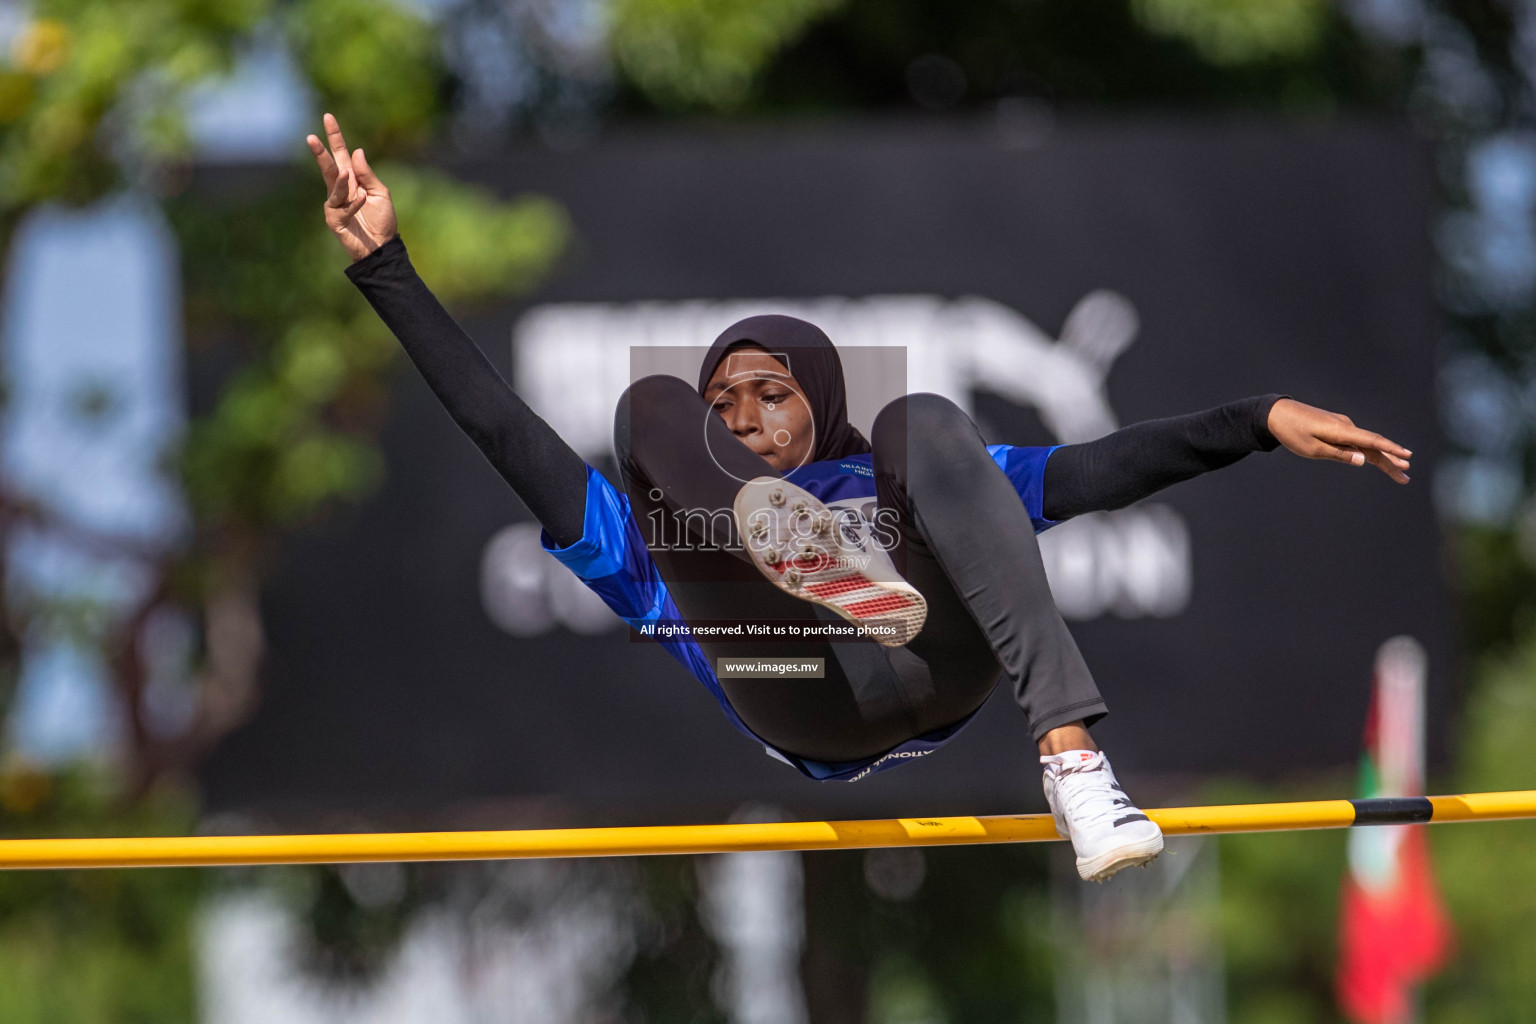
[0,1,566,1018]
[610,0,847,109]
[0,0,568,791]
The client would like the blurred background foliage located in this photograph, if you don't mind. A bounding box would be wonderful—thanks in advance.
[0,0,1531,1020]
[0,764,200,1022]
[609,0,847,110]
[0,0,571,792]
[0,1,571,1020]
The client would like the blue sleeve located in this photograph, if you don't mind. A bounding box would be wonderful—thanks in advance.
[538,464,673,626]
[986,444,1064,532]
[537,466,742,732]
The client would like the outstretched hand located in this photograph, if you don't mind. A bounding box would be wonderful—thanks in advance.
[306,113,397,261]
[1267,398,1412,484]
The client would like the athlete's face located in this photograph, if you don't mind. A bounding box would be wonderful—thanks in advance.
[703,346,816,471]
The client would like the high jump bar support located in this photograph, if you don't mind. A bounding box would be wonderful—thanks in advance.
[2,791,1533,870]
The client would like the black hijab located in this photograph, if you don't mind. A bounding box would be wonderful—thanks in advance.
[696,314,872,463]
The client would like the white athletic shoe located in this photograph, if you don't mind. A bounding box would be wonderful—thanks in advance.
[1041,749,1165,882]
[733,476,927,647]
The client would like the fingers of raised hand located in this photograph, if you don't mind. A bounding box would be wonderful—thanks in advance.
[1334,424,1411,459]
[1280,405,1413,481]
[352,147,387,193]
[324,112,350,161]
[306,135,339,189]
[324,183,365,219]
[1316,442,1366,466]
[1364,449,1411,483]
[1335,430,1411,470]
[323,113,354,184]
[1310,439,1413,483]
[326,166,352,208]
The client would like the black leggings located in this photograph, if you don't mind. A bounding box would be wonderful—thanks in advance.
[615,374,1105,763]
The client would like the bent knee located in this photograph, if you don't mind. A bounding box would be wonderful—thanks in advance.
[619,373,699,412]
[873,393,978,452]
[615,374,702,439]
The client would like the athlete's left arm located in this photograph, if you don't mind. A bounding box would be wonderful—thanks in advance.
[1037,395,1412,522]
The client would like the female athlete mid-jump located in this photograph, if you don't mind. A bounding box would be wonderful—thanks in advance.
[307,115,1413,881]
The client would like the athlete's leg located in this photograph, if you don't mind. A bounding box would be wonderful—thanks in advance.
[870,393,1107,743]
[871,394,1159,881]
[1038,721,1097,754]
[614,373,772,556]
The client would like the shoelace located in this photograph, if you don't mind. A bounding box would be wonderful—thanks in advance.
[1051,761,1136,829]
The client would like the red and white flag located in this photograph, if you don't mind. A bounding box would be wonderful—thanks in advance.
[1336,636,1454,1024]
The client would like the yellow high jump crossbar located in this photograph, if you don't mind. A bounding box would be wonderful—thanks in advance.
[1,791,1533,870]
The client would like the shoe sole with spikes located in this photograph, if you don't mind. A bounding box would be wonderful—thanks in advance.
[733,476,926,648]
[1076,833,1165,882]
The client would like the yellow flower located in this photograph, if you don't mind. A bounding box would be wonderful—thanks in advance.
[14,18,70,76]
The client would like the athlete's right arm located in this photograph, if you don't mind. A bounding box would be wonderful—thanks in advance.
[1041,395,1412,522]
[308,114,587,546]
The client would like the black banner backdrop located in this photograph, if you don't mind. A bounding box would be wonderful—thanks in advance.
[201,119,1446,825]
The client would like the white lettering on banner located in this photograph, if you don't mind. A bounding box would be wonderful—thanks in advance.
[480,524,616,637]
[480,290,1194,636]
[1037,506,1192,620]
[513,290,1138,456]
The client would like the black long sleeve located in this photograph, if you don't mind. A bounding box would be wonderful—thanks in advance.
[1041,394,1286,522]
[346,236,589,547]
